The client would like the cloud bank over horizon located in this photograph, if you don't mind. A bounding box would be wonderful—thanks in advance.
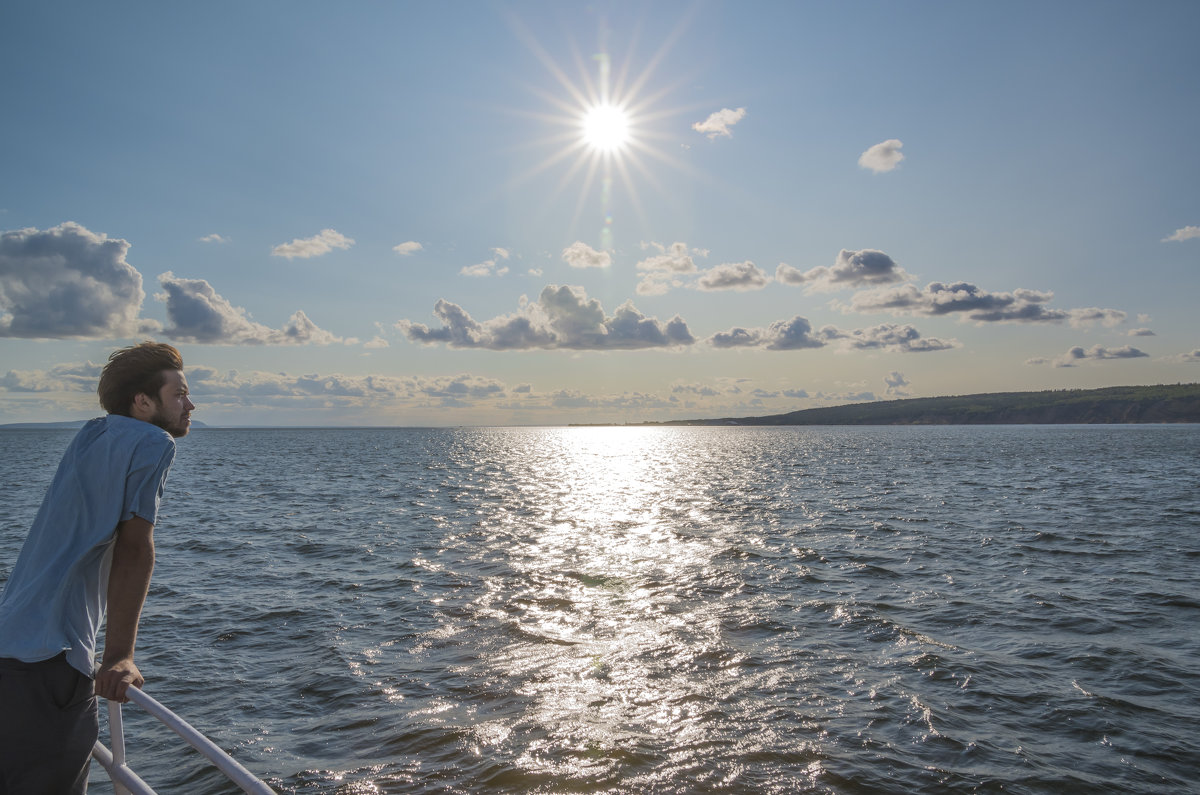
[2,359,881,422]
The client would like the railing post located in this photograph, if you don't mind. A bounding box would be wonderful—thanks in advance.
[108,699,133,795]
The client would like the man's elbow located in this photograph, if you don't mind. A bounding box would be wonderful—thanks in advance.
[114,516,156,561]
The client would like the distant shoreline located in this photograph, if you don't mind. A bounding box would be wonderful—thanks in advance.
[633,383,1200,427]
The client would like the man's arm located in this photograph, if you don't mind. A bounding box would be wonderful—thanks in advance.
[96,515,155,702]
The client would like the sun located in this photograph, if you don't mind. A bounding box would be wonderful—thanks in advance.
[581,102,630,155]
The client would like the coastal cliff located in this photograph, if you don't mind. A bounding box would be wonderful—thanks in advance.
[656,384,1200,426]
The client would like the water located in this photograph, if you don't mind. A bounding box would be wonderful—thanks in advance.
[1,425,1198,794]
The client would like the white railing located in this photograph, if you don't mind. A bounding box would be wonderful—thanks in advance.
[93,687,275,795]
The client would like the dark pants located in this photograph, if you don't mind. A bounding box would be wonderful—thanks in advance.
[0,653,97,795]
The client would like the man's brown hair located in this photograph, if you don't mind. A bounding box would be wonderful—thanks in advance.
[97,342,184,416]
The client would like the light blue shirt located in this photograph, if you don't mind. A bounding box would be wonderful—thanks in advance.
[0,415,176,676]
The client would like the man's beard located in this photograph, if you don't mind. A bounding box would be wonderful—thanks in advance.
[149,405,189,438]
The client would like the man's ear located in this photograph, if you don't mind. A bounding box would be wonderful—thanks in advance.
[130,391,156,419]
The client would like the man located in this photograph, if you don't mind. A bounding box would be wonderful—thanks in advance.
[0,342,194,794]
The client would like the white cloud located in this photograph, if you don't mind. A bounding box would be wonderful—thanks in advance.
[858,139,905,173]
[1068,307,1127,328]
[460,257,509,278]
[821,323,958,352]
[199,233,228,244]
[282,310,347,345]
[709,326,771,349]
[884,371,911,397]
[710,317,825,351]
[156,272,348,345]
[1036,344,1151,367]
[764,317,829,350]
[710,316,956,353]
[1128,328,1156,337]
[1162,225,1200,242]
[641,241,708,258]
[1178,350,1200,362]
[692,107,746,139]
[0,222,150,339]
[271,229,355,259]
[637,241,699,273]
[636,272,682,296]
[634,242,703,296]
[696,261,769,291]
[775,263,806,285]
[397,284,695,350]
[562,241,612,269]
[777,249,909,292]
[460,247,513,277]
[848,281,1077,323]
[672,382,722,397]
[393,241,423,256]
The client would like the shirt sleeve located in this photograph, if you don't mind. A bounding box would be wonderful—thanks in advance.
[123,436,177,525]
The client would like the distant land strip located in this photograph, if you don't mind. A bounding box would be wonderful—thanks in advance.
[641,384,1200,426]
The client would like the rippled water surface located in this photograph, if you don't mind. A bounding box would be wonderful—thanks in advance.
[1,425,1198,793]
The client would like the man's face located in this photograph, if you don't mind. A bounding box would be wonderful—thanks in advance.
[149,369,195,438]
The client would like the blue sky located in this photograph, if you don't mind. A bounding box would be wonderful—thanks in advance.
[2,0,1197,426]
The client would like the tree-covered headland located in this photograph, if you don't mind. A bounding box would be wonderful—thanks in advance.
[654,384,1200,426]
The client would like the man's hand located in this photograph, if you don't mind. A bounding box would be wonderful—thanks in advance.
[96,656,144,702]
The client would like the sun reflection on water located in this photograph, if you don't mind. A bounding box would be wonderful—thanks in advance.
[456,427,799,785]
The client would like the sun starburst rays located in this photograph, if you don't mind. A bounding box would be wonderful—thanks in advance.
[497,14,696,253]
